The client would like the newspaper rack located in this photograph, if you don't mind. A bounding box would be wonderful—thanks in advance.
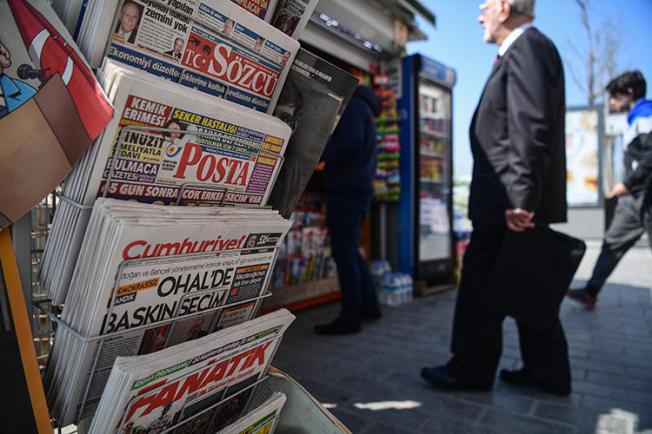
[42,122,286,428]
[36,266,275,430]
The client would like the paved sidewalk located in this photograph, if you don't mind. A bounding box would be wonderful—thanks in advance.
[272,243,652,434]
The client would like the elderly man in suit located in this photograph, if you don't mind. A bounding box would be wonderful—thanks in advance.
[421,0,571,396]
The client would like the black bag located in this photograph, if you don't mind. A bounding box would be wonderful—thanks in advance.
[482,225,586,329]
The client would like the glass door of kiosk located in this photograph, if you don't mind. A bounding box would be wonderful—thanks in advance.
[398,54,456,285]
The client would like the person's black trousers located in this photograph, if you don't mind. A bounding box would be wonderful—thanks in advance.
[326,195,379,323]
[587,193,652,296]
[446,217,571,391]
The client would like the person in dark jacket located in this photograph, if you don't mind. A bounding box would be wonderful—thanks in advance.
[567,71,652,309]
[314,85,382,335]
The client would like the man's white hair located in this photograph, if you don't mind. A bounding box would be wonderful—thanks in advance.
[508,0,535,18]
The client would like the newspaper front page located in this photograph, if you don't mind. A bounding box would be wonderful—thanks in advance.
[86,66,291,207]
[104,0,299,112]
[89,309,294,434]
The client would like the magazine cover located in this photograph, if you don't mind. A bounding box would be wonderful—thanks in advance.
[0,0,113,227]
[268,48,358,217]
[271,0,318,39]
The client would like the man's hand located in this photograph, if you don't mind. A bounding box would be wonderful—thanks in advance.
[505,208,535,232]
[608,183,629,198]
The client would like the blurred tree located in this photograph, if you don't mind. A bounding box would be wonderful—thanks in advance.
[566,0,623,106]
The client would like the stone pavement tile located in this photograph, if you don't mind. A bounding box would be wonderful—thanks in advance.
[340,402,432,432]
[587,371,652,394]
[417,415,503,434]
[480,408,577,434]
[628,389,652,406]
[627,366,652,382]
[490,381,578,403]
[534,400,599,430]
[295,378,355,407]
[572,380,630,401]
[331,371,488,428]
[329,408,373,433]
[581,396,652,430]
[589,352,652,370]
[570,357,628,376]
[366,353,441,376]
[387,374,486,422]
[572,368,588,381]
[360,421,415,434]
[454,389,535,415]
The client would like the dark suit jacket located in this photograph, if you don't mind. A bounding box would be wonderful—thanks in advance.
[469,27,567,224]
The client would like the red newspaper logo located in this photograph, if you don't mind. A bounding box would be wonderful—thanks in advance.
[173,143,253,187]
[182,31,279,98]
[122,341,272,425]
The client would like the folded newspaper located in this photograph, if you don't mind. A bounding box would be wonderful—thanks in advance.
[88,309,294,433]
[217,391,286,434]
[39,60,292,304]
[44,198,292,425]
[70,0,299,113]
[268,48,358,218]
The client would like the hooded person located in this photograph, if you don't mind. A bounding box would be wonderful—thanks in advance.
[314,84,382,335]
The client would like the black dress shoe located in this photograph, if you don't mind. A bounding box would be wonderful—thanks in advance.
[421,366,493,392]
[499,368,570,396]
[420,366,466,391]
[499,368,532,385]
[314,318,361,335]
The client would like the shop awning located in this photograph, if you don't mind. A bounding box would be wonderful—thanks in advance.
[402,0,437,27]
[301,0,437,69]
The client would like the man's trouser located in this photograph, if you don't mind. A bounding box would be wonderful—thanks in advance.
[446,217,571,391]
[326,195,379,323]
[587,193,652,296]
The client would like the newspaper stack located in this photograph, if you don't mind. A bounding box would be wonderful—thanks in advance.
[217,392,286,434]
[40,60,292,304]
[71,0,299,113]
[44,198,292,425]
[88,309,294,434]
